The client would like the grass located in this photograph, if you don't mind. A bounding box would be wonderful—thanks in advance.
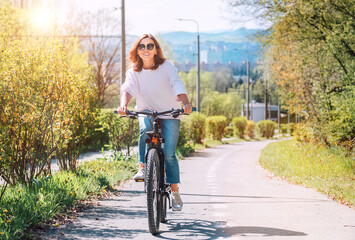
[260,139,355,207]
[0,152,137,240]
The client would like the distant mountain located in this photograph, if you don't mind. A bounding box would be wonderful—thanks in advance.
[126,28,264,66]
[160,28,262,45]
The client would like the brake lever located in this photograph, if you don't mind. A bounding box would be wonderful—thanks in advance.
[114,110,137,119]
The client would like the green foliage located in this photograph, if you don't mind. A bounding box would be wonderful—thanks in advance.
[293,123,316,144]
[212,67,235,93]
[257,120,277,138]
[246,120,256,139]
[228,0,355,147]
[270,0,354,146]
[98,109,139,155]
[205,116,228,141]
[0,153,136,240]
[182,112,206,144]
[176,120,195,158]
[232,116,247,139]
[0,2,98,183]
[327,85,355,148]
[224,126,234,138]
[0,23,97,185]
[179,69,243,120]
[280,124,288,134]
[260,140,355,207]
[201,91,243,121]
[179,69,214,109]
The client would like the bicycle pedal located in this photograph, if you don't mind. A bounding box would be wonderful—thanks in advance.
[135,179,144,182]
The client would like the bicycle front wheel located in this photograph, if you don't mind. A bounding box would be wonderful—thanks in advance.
[160,193,167,223]
[146,148,161,235]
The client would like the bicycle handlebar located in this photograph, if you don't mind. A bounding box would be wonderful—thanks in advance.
[114,107,196,119]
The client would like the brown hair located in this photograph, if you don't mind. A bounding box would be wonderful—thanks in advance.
[129,34,166,72]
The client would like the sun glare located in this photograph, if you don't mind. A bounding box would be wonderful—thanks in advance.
[30,8,54,32]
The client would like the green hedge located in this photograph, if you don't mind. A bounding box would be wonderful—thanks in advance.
[246,120,256,139]
[0,22,97,184]
[257,120,277,138]
[206,116,228,141]
[98,109,139,155]
[232,116,247,139]
[182,112,206,144]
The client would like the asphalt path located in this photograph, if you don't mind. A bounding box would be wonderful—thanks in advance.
[43,140,355,240]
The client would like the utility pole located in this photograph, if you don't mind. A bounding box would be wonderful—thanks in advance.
[197,32,200,112]
[120,0,126,85]
[246,60,250,120]
[177,18,200,112]
[265,76,268,119]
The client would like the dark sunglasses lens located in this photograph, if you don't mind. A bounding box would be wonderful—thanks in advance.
[147,43,154,50]
[138,44,145,51]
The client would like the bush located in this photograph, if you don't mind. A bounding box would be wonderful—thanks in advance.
[0,153,136,240]
[99,109,139,155]
[257,120,277,138]
[182,112,206,144]
[246,120,255,139]
[293,123,316,144]
[0,35,97,183]
[280,124,288,134]
[232,116,247,139]
[206,116,228,141]
[224,126,234,138]
[177,120,195,158]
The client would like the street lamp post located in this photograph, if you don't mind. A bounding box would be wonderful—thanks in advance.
[121,0,126,85]
[246,58,250,120]
[235,49,250,120]
[177,18,200,112]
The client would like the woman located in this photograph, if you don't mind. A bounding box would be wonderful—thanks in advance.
[116,34,192,211]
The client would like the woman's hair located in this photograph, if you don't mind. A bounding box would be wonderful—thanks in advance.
[129,34,166,72]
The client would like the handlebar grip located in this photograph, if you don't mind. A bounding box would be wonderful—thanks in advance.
[180,107,197,113]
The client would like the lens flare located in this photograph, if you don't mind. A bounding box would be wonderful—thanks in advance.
[30,8,53,32]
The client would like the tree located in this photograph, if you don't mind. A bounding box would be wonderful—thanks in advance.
[75,9,122,107]
[212,67,235,93]
[227,0,355,148]
[0,2,97,185]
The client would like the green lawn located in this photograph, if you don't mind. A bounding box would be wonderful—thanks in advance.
[260,140,355,207]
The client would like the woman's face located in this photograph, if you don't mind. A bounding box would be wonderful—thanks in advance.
[137,38,157,63]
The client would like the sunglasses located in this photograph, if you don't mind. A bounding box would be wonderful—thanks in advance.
[138,43,155,51]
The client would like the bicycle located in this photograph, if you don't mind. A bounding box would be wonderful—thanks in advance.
[115,108,191,235]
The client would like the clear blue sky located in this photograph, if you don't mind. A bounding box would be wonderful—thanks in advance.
[65,0,264,35]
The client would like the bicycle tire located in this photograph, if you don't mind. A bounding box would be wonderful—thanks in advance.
[146,148,161,235]
[160,194,167,223]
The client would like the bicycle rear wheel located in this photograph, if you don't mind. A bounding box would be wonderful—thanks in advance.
[146,148,161,235]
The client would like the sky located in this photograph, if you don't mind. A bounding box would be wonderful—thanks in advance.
[56,0,264,35]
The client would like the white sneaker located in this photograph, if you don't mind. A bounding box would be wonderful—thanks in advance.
[133,168,144,181]
[171,191,183,211]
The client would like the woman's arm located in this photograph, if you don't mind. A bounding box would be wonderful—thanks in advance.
[177,94,193,114]
[116,92,132,115]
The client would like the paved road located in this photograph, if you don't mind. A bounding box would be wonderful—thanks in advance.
[43,140,355,240]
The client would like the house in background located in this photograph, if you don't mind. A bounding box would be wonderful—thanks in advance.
[243,101,279,123]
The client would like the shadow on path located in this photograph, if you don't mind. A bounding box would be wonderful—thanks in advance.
[181,192,331,205]
[156,219,306,240]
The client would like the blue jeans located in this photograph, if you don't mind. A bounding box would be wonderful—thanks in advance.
[138,116,181,184]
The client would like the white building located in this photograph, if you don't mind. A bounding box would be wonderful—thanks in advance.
[244,101,279,123]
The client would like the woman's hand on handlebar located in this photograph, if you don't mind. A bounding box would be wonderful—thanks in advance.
[116,106,127,115]
[183,103,193,114]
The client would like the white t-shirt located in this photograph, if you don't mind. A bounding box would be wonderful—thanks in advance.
[121,60,187,114]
